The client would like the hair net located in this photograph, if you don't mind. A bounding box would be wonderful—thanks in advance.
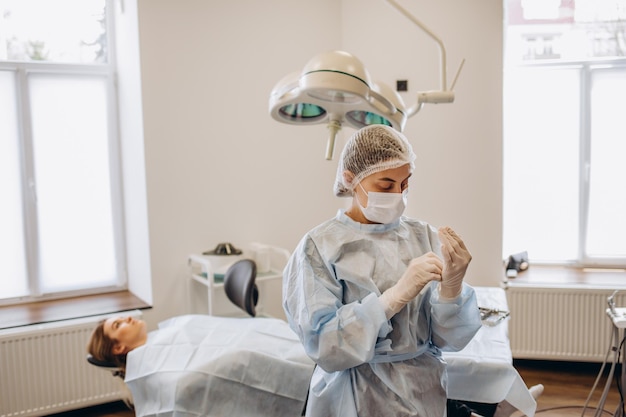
[334,125,416,197]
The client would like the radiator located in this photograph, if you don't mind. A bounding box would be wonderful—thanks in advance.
[506,286,626,362]
[0,311,142,417]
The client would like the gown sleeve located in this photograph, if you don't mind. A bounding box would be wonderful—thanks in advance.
[429,283,482,352]
[283,234,392,373]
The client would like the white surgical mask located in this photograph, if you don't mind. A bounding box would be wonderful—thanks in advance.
[357,183,407,224]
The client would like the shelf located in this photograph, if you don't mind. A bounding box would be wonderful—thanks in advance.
[190,271,282,288]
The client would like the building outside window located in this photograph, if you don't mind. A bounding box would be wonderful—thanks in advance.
[503,0,626,267]
[0,0,126,304]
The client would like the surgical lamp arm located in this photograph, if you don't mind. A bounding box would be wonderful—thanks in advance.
[384,0,464,117]
[326,119,342,161]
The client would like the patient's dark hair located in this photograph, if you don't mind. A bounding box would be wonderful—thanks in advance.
[87,319,128,378]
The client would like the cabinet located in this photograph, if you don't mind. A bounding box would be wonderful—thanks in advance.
[187,243,290,318]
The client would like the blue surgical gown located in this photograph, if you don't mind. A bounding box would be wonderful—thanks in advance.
[283,209,482,417]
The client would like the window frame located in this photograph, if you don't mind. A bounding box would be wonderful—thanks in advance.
[0,0,129,305]
[503,57,626,268]
[580,60,626,267]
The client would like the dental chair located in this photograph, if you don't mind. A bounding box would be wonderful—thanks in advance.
[84,258,314,417]
[86,352,124,379]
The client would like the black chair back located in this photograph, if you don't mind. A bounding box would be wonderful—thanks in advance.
[224,259,258,317]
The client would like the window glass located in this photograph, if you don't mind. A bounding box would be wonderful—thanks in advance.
[504,0,626,267]
[30,73,118,292]
[0,0,124,304]
[586,69,626,258]
[0,0,107,63]
[503,66,580,262]
[0,70,29,298]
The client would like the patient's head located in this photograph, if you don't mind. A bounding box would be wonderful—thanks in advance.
[87,316,148,371]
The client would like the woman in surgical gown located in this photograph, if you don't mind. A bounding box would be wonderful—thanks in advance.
[283,125,482,417]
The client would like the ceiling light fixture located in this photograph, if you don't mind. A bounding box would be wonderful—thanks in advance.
[269,0,465,160]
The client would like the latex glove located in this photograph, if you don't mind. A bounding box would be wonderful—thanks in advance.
[380,252,443,319]
[438,226,472,299]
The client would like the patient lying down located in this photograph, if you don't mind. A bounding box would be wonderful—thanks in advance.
[88,314,315,417]
[87,314,542,417]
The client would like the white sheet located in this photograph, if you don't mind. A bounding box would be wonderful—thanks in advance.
[444,286,537,417]
[125,315,315,417]
[124,287,535,417]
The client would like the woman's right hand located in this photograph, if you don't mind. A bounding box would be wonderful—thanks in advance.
[380,252,443,318]
[399,252,444,298]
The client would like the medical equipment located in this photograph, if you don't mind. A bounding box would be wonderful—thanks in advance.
[504,251,528,279]
[479,306,510,326]
[268,0,465,160]
[201,242,244,280]
[606,290,626,328]
[582,291,626,417]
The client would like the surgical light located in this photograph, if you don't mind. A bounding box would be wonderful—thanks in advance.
[268,0,465,160]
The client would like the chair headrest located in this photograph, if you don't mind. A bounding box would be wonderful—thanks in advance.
[86,354,124,378]
[224,259,258,317]
[87,354,118,368]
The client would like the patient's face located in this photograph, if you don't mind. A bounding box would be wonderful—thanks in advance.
[104,316,148,354]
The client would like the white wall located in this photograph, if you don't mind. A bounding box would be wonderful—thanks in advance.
[342,0,504,288]
[134,0,503,328]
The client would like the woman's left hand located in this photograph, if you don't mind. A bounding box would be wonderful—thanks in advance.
[438,226,472,299]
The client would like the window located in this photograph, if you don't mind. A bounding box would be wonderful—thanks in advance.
[503,0,626,267]
[0,0,126,303]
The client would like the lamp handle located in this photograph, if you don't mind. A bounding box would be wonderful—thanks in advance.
[368,89,397,116]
